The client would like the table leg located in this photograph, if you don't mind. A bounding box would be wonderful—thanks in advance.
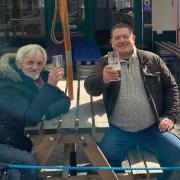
[79,134,119,180]
[69,143,77,176]
[35,134,62,165]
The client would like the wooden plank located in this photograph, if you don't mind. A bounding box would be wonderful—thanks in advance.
[35,134,62,165]
[79,134,119,180]
[62,144,71,177]
[78,81,93,130]
[127,147,147,176]
[122,158,132,174]
[92,96,109,131]
[59,80,109,133]
[60,134,77,144]
[78,80,109,132]
[31,135,45,152]
[25,122,43,135]
[122,149,162,178]
[60,80,78,130]
[56,80,109,133]
[43,118,60,134]
[41,173,135,180]
[140,149,163,177]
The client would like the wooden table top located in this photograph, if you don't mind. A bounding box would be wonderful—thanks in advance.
[25,80,109,135]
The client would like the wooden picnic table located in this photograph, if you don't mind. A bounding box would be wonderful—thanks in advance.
[25,80,119,180]
[25,80,163,180]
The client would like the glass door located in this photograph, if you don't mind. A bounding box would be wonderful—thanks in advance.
[0,0,44,45]
[110,0,134,29]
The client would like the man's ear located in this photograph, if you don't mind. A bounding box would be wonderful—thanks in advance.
[132,35,136,42]
[109,38,112,45]
[16,61,22,69]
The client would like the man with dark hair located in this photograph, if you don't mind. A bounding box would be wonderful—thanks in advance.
[84,23,180,180]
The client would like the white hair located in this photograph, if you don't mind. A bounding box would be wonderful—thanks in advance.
[16,44,47,66]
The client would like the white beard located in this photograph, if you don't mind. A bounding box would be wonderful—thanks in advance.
[22,70,40,80]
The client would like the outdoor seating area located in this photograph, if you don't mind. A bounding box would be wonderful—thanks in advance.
[23,80,163,180]
[1,1,180,180]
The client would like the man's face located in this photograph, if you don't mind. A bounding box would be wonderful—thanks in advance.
[110,27,135,58]
[18,51,44,80]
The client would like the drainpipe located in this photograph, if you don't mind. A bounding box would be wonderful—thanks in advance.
[173,0,179,45]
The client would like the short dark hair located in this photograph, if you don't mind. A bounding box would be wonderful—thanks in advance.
[110,23,133,38]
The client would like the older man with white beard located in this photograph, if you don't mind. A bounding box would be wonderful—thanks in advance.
[0,44,70,180]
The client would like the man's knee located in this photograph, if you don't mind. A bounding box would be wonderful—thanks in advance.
[22,152,37,166]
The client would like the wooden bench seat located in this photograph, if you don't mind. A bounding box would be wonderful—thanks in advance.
[25,80,163,180]
[122,147,162,179]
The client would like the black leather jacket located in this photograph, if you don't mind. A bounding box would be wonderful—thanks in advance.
[84,49,179,124]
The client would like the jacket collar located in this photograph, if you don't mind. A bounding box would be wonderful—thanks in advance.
[0,53,22,82]
[136,49,153,74]
[136,49,149,65]
[0,53,39,93]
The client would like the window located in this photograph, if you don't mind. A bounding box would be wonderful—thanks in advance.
[111,0,134,28]
[68,0,85,23]
[0,0,43,40]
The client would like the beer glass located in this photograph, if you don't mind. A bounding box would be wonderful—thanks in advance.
[52,55,64,80]
[108,51,121,81]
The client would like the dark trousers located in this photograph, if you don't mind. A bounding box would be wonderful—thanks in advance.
[0,144,38,180]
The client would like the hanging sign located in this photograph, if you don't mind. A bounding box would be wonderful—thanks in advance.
[143,0,151,12]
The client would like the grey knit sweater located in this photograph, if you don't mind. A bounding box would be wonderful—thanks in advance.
[110,52,155,131]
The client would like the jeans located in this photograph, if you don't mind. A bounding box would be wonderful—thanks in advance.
[99,124,180,180]
[0,144,38,180]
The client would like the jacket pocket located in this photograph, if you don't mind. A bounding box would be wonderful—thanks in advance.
[145,72,162,93]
